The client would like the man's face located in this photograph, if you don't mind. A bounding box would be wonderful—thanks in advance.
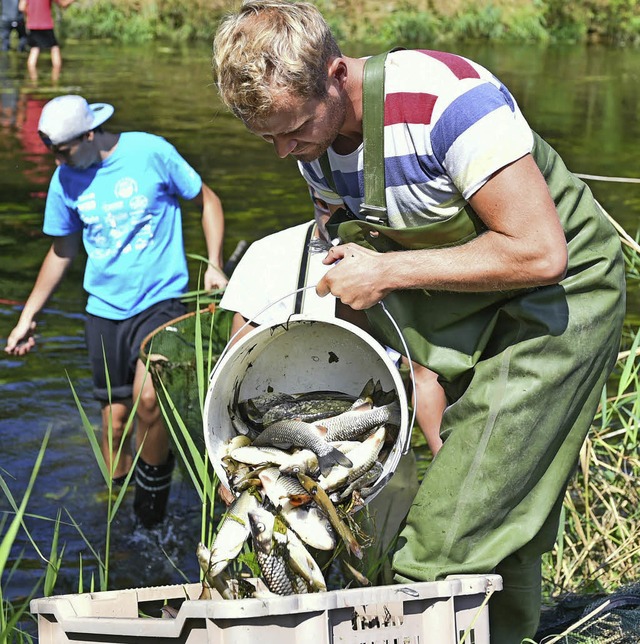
[41,132,96,169]
[247,87,346,163]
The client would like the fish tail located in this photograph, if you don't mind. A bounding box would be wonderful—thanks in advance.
[318,449,353,477]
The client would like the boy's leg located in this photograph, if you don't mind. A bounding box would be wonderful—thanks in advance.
[100,400,134,481]
[50,45,61,80]
[26,47,39,78]
[132,359,174,528]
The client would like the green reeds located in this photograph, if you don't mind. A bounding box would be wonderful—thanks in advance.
[1,429,51,643]
[542,331,640,598]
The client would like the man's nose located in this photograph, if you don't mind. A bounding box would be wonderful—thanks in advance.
[273,136,296,159]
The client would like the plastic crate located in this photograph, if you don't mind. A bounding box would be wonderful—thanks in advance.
[31,574,501,644]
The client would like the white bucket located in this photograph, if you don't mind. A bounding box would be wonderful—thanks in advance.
[203,313,410,505]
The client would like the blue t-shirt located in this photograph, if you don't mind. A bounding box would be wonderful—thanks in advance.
[43,132,202,320]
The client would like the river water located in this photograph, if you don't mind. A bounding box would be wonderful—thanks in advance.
[1,39,639,615]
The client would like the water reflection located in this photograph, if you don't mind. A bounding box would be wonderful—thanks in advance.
[0,40,639,608]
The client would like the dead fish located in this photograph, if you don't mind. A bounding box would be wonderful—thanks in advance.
[337,461,384,502]
[160,605,180,618]
[230,445,294,468]
[296,472,363,560]
[248,507,310,595]
[252,419,352,477]
[262,397,355,427]
[239,391,296,419]
[231,444,319,476]
[258,467,312,510]
[320,402,400,442]
[318,427,386,493]
[285,523,328,592]
[284,505,336,551]
[229,405,261,440]
[195,543,235,599]
[203,488,261,577]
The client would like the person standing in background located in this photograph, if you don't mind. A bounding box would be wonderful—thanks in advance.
[18,0,74,80]
[1,0,27,52]
[5,95,228,528]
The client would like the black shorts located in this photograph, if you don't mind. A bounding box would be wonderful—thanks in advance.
[27,29,57,49]
[85,299,186,402]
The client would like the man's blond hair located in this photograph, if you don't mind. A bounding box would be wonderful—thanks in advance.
[213,1,341,123]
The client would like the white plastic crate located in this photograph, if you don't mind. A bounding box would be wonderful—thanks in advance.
[31,574,502,644]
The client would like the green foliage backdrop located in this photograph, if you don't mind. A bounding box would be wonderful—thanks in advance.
[56,0,640,46]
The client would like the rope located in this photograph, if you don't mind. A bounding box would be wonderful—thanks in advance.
[575,173,640,185]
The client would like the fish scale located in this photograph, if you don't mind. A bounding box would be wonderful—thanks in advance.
[320,402,398,441]
[254,546,309,595]
[252,419,353,476]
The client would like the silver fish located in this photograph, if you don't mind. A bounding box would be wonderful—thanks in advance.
[231,445,319,475]
[252,419,352,477]
[296,472,363,560]
[285,524,328,591]
[248,507,310,595]
[284,505,336,551]
[318,427,386,493]
[230,445,294,468]
[258,467,312,510]
[320,402,399,442]
[204,488,261,577]
[337,461,384,501]
[196,543,235,600]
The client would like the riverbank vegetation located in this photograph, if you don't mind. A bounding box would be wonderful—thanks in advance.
[56,0,640,47]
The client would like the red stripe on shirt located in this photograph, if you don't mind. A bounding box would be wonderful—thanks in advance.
[385,92,438,126]
[418,50,481,80]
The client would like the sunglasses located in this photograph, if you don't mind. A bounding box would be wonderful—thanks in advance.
[38,131,88,154]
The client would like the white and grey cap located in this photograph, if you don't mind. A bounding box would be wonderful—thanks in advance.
[38,95,115,146]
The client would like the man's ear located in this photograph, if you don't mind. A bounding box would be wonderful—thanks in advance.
[327,57,348,90]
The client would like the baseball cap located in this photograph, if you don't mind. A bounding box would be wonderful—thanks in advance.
[38,95,115,147]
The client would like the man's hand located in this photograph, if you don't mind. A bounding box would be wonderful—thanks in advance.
[204,264,229,291]
[5,320,36,355]
[317,242,390,310]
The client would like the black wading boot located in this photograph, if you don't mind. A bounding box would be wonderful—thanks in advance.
[133,452,175,528]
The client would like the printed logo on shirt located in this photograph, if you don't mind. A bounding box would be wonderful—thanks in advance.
[78,200,97,212]
[129,194,148,212]
[114,177,138,200]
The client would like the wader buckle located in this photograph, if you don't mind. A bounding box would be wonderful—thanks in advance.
[360,203,388,225]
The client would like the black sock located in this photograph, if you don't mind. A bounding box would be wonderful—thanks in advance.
[133,452,175,528]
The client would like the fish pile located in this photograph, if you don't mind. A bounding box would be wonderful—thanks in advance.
[197,379,401,598]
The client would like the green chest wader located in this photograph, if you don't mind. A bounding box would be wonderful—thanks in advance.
[323,53,626,644]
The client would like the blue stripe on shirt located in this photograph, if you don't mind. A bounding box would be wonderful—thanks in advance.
[431,82,514,164]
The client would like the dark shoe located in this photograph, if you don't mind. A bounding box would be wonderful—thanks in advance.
[133,453,175,528]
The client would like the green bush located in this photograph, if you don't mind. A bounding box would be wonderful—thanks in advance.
[377,10,440,48]
[64,1,157,44]
[58,0,640,46]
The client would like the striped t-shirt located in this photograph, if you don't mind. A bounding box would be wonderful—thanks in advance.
[299,49,534,229]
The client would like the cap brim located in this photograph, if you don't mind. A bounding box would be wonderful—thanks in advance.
[89,103,114,130]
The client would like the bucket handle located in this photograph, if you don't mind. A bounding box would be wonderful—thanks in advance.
[210,285,418,455]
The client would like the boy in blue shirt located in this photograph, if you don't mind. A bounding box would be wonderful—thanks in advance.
[5,95,228,528]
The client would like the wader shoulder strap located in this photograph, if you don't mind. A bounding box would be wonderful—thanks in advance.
[319,51,390,223]
[361,51,389,224]
[294,220,318,314]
